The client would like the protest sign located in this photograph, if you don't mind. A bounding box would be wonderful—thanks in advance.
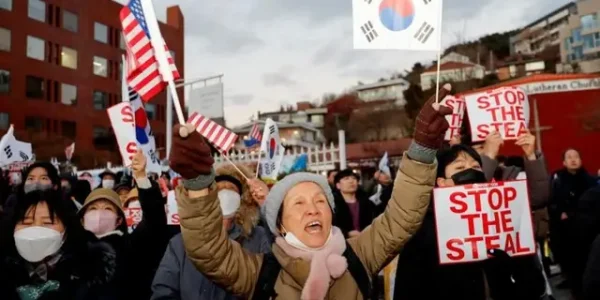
[440,95,466,141]
[433,180,535,264]
[124,190,179,231]
[465,87,530,142]
[107,102,161,172]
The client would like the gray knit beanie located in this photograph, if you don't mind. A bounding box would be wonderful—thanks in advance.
[261,172,335,235]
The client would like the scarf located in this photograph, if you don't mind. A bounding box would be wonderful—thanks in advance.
[275,227,348,300]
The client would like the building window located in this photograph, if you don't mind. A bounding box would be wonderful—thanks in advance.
[62,10,78,32]
[0,69,9,93]
[94,22,108,43]
[61,83,77,106]
[93,90,108,110]
[93,126,110,148]
[25,76,44,99]
[60,46,77,69]
[0,112,8,130]
[573,46,584,60]
[0,27,10,51]
[572,28,582,42]
[146,103,156,120]
[120,33,126,50]
[26,36,45,61]
[61,121,76,139]
[93,56,108,77]
[310,115,324,126]
[581,14,598,30]
[583,34,595,50]
[28,0,46,22]
[564,38,570,50]
[25,116,43,131]
[0,0,12,11]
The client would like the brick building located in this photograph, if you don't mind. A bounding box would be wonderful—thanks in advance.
[0,0,184,168]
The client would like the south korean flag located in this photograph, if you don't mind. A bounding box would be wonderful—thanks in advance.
[0,125,33,167]
[353,0,443,51]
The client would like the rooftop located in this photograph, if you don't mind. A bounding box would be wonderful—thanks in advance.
[422,61,477,73]
[459,73,600,95]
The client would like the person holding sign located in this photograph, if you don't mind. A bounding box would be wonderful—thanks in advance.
[168,85,451,300]
[78,150,169,300]
[393,144,546,300]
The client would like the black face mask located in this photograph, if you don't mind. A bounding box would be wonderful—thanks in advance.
[450,168,487,185]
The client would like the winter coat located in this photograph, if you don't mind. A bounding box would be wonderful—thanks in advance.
[0,233,118,300]
[583,233,600,300]
[333,189,376,237]
[175,153,435,299]
[100,179,169,300]
[482,154,550,238]
[393,209,546,300]
[549,168,597,221]
[151,225,271,300]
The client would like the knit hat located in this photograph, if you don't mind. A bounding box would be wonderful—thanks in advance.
[79,188,125,219]
[261,172,335,235]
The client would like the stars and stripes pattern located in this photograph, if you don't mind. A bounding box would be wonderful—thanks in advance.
[249,123,262,142]
[120,0,179,102]
[188,112,238,153]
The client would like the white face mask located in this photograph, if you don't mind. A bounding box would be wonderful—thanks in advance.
[282,227,332,252]
[102,179,115,189]
[14,226,64,263]
[218,189,241,217]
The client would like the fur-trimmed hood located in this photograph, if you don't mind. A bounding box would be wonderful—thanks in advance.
[216,164,260,238]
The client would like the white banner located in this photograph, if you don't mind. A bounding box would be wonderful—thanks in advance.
[259,118,285,181]
[188,83,224,119]
[465,86,530,142]
[433,180,535,264]
[440,95,465,141]
[106,103,161,172]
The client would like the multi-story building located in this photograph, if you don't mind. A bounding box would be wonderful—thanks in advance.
[0,0,184,168]
[233,102,327,150]
[509,2,577,56]
[420,52,486,90]
[559,0,600,73]
[352,78,408,105]
[233,120,322,150]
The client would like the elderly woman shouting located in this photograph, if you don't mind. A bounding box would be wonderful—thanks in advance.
[169,85,452,300]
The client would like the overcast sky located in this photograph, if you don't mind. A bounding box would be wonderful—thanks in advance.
[119,0,570,127]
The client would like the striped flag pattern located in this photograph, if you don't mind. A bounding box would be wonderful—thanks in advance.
[120,0,179,102]
[188,112,238,153]
[249,123,262,142]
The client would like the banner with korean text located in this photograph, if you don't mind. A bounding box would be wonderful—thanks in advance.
[433,180,535,264]
[465,87,530,142]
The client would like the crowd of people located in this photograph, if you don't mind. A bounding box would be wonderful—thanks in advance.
[0,84,599,300]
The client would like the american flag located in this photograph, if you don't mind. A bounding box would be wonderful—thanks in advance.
[249,123,262,142]
[120,0,179,102]
[187,112,238,153]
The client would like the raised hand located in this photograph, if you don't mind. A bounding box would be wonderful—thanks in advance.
[168,123,214,180]
[131,149,147,179]
[482,131,503,159]
[515,130,536,160]
[247,178,268,206]
[413,84,453,150]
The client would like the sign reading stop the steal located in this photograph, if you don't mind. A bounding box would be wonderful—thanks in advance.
[433,180,535,264]
[465,86,530,142]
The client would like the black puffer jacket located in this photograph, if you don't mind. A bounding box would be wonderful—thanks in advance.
[0,232,118,300]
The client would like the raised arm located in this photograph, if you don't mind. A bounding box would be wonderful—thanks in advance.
[350,84,451,274]
[169,124,262,298]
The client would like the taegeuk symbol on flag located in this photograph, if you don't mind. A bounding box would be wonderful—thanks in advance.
[353,0,443,51]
